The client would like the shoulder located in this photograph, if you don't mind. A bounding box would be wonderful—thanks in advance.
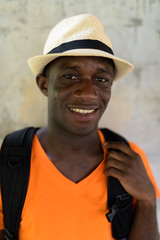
[99,128,129,145]
[99,128,160,199]
[129,142,147,159]
[129,142,160,199]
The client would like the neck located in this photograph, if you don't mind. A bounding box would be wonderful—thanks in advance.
[49,124,100,152]
[36,124,104,183]
[37,123,102,160]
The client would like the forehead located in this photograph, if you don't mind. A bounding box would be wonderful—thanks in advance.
[44,56,114,74]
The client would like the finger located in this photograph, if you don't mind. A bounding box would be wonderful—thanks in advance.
[104,142,134,156]
[106,158,127,172]
[107,149,129,163]
[106,166,123,180]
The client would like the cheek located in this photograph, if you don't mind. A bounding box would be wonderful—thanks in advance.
[100,88,112,106]
[48,88,70,111]
[53,85,74,105]
[48,88,59,114]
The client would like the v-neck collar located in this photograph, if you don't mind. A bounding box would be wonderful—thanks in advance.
[33,129,107,192]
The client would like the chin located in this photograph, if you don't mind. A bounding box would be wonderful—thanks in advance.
[67,124,99,137]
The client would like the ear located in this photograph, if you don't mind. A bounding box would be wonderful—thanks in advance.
[36,74,48,97]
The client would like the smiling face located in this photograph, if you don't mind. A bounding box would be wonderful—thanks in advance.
[40,56,114,136]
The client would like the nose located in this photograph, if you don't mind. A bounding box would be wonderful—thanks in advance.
[73,79,97,102]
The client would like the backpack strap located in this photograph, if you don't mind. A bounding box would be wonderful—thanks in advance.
[0,127,37,240]
[100,128,132,240]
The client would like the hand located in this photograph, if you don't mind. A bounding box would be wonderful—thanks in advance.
[104,142,156,205]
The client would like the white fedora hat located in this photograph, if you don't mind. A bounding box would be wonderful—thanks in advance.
[28,14,134,81]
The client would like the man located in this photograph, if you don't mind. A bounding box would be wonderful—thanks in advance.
[0,14,160,240]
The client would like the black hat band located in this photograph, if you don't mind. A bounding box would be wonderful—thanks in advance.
[47,39,114,55]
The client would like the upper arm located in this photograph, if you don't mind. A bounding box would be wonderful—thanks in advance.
[129,142,160,199]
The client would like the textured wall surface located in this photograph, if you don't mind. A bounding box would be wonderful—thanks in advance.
[0,0,160,228]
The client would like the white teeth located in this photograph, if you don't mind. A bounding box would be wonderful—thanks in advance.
[70,108,94,114]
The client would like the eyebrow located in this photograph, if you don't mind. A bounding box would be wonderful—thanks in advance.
[64,66,112,72]
[97,68,113,76]
[62,66,81,72]
[62,65,113,78]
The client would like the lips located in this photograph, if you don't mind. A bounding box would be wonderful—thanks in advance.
[70,108,95,114]
[68,105,99,123]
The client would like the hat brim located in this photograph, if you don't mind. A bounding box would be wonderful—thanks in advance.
[28,49,134,81]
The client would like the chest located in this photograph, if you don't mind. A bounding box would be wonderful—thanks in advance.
[49,152,104,183]
[20,150,112,240]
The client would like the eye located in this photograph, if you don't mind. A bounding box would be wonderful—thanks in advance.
[95,77,112,84]
[95,77,107,83]
[95,76,112,88]
[63,74,79,81]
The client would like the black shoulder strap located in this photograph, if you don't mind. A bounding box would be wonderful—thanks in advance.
[0,127,37,240]
[100,128,132,240]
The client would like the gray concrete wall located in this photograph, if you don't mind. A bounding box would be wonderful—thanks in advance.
[0,0,160,229]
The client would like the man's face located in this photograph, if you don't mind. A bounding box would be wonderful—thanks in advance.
[46,56,114,136]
